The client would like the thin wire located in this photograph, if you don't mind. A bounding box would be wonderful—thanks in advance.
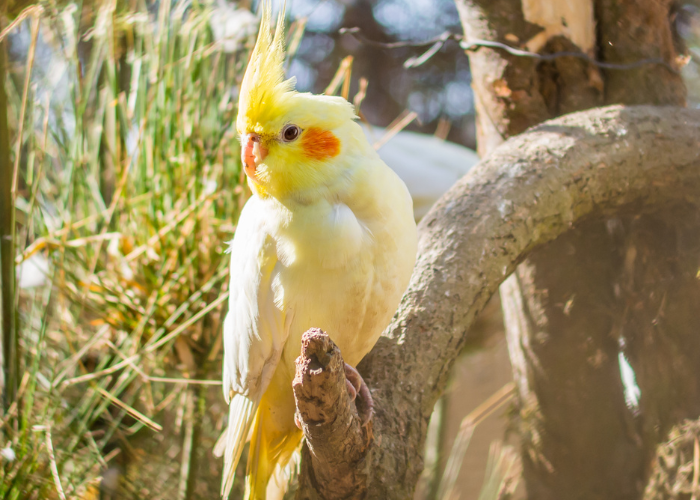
[460,39,680,74]
[339,27,681,75]
[339,27,456,48]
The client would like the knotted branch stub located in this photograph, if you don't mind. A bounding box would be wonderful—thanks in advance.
[293,328,372,500]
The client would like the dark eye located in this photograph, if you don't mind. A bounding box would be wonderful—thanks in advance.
[282,124,301,142]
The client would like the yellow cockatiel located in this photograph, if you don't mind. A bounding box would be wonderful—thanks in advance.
[220,5,417,498]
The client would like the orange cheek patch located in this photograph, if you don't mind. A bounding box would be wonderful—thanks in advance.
[300,127,340,161]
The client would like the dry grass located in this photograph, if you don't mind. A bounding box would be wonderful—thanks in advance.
[1,0,253,497]
[645,418,700,500]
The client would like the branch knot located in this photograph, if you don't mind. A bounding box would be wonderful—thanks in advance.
[293,328,372,500]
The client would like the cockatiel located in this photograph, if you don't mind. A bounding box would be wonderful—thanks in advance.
[219,5,417,498]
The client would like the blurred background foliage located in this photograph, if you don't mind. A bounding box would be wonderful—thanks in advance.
[2,0,247,497]
[1,0,700,499]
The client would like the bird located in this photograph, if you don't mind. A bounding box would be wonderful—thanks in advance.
[218,4,417,499]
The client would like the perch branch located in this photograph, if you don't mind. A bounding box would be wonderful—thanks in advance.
[297,105,700,499]
[293,328,372,500]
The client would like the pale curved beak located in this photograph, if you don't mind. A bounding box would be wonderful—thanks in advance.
[242,133,268,178]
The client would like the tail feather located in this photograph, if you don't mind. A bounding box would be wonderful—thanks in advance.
[246,408,270,500]
[265,449,302,500]
[245,407,302,500]
[220,394,258,498]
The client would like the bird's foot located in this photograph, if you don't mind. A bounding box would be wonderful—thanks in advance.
[344,363,374,426]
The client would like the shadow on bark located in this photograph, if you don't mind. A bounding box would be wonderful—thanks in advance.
[292,106,700,499]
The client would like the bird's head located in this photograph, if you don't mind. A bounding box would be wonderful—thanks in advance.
[236,4,360,200]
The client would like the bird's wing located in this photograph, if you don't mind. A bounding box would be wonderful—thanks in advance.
[223,196,287,401]
[219,196,288,496]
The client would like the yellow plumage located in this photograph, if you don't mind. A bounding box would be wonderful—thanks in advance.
[219,4,417,498]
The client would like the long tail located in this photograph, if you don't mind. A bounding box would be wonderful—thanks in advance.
[265,449,302,500]
[217,394,258,498]
[245,404,303,500]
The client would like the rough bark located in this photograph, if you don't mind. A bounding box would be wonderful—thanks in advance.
[502,224,645,499]
[293,106,700,498]
[454,0,604,156]
[457,1,690,498]
[505,207,700,499]
[615,208,700,453]
[595,0,687,106]
[294,329,372,500]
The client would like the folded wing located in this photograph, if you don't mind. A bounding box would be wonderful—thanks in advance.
[219,197,288,497]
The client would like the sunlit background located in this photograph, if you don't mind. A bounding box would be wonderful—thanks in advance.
[3,0,700,498]
[222,0,478,146]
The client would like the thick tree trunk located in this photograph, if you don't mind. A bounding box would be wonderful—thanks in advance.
[614,208,700,450]
[595,0,686,106]
[293,105,700,498]
[455,0,605,156]
[456,0,692,498]
[501,225,645,499]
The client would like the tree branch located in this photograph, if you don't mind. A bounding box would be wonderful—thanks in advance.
[454,2,689,497]
[293,329,372,500]
[291,105,700,499]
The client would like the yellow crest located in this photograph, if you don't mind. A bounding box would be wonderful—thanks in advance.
[236,2,294,134]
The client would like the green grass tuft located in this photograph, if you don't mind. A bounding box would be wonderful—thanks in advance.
[2,1,251,497]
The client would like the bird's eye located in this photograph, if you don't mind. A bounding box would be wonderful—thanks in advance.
[281,125,301,142]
